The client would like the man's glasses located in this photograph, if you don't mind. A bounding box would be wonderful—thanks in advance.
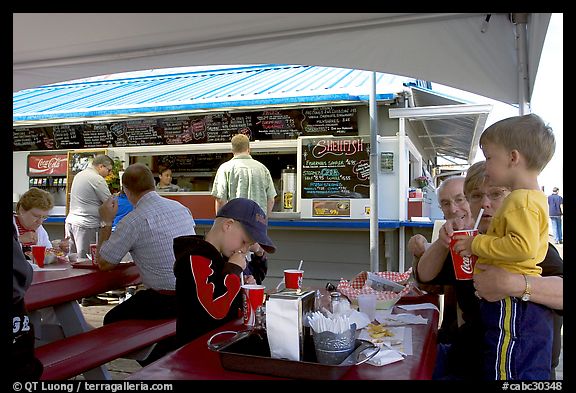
[439,196,468,210]
[468,190,507,203]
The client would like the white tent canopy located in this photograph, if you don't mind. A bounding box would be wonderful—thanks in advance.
[14,13,550,106]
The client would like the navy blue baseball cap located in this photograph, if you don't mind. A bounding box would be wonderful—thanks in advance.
[216,198,276,253]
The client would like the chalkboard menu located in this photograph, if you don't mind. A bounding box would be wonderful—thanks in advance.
[13,105,359,151]
[13,127,57,151]
[156,153,229,173]
[52,125,84,149]
[301,137,370,199]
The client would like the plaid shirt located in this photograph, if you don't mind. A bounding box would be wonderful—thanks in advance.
[99,191,196,291]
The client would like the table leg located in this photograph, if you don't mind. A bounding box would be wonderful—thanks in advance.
[52,302,112,380]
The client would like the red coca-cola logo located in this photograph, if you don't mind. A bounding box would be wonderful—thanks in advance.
[29,155,68,175]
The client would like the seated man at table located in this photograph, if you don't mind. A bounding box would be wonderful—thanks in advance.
[95,163,196,363]
[173,197,276,346]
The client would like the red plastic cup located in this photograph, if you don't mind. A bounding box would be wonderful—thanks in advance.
[31,245,46,268]
[284,269,304,290]
[242,284,265,327]
[90,243,98,265]
[449,229,478,280]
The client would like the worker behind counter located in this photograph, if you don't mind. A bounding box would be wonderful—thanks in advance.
[156,166,181,193]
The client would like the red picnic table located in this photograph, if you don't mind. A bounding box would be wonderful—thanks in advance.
[25,261,141,379]
[127,294,439,380]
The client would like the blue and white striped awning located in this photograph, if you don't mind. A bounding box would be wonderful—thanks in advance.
[13,64,423,123]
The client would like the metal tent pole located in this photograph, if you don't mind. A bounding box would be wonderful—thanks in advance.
[369,71,379,272]
[513,13,531,115]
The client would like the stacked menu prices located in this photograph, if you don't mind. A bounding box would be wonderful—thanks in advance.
[13,105,360,151]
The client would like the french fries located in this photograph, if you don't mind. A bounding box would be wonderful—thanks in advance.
[367,323,394,339]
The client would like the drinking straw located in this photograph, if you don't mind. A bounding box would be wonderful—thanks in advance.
[473,208,484,230]
[298,259,303,271]
[240,273,244,286]
[275,279,284,291]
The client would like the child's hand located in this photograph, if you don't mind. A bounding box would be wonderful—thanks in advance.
[228,249,247,270]
[243,274,256,285]
[453,235,475,257]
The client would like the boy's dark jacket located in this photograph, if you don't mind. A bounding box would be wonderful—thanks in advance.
[174,235,245,346]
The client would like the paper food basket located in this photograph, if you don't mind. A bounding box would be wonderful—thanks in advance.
[337,269,412,309]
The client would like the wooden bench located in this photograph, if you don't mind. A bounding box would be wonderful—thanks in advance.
[36,318,176,380]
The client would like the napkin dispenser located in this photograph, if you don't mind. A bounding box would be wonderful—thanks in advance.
[266,289,315,361]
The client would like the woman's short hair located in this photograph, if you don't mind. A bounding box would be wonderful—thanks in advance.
[17,187,54,212]
[464,160,511,197]
[463,162,487,197]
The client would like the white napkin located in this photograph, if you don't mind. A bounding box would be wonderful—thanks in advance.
[358,327,412,356]
[364,349,405,366]
[397,303,439,312]
[347,309,371,330]
[266,297,301,361]
[375,313,428,326]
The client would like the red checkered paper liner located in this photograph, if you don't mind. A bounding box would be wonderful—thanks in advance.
[337,269,412,301]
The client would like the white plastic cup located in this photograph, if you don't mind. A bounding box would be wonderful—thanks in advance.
[357,294,377,321]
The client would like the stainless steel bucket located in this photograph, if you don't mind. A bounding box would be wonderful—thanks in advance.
[313,325,356,365]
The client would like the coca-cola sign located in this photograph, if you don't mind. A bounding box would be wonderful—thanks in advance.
[28,154,68,176]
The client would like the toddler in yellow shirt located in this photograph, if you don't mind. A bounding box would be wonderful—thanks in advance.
[453,113,555,380]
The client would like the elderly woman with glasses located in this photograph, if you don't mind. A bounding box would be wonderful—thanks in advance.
[13,187,69,255]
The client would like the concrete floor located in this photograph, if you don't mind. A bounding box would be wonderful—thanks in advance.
[77,241,563,380]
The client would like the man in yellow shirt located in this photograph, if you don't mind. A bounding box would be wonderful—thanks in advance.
[453,114,556,380]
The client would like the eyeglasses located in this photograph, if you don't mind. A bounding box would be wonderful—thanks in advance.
[439,196,468,210]
[30,212,49,222]
[468,190,507,203]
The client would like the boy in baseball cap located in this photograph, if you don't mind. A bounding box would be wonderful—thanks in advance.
[216,197,276,253]
[173,198,275,345]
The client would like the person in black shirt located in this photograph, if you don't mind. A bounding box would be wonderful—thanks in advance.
[174,198,276,346]
[12,223,43,379]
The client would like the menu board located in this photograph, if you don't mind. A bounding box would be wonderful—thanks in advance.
[52,125,84,149]
[82,124,114,148]
[13,127,56,151]
[156,153,229,173]
[13,105,359,151]
[301,137,370,199]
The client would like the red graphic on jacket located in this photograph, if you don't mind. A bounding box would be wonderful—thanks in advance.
[190,255,241,319]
